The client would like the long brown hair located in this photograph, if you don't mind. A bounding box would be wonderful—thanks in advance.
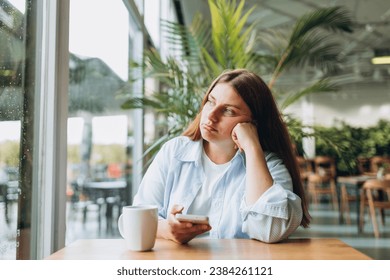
[182,69,311,227]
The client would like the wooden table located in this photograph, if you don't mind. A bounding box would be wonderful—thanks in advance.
[337,175,376,231]
[46,238,371,260]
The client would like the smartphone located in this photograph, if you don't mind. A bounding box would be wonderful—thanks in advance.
[176,214,209,225]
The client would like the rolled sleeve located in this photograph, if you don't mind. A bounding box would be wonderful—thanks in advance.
[240,184,303,243]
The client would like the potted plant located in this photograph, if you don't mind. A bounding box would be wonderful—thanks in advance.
[121,0,353,162]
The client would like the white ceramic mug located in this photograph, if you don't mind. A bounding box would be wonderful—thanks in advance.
[118,205,158,251]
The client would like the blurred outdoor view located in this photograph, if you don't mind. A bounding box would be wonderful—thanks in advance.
[0,0,148,259]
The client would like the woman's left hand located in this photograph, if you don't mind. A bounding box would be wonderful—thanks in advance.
[231,122,261,153]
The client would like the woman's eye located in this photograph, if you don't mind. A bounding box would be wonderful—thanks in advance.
[207,99,215,106]
[223,108,235,116]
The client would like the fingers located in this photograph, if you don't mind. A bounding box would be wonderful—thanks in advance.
[168,204,186,228]
[166,205,212,244]
[231,125,244,152]
[233,138,243,152]
[175,223,211,233]
[170,204,184,215]
[231,122,258,152]
[171,224,212,244]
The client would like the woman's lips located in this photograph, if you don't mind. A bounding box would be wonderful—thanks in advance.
[202,123,217,132]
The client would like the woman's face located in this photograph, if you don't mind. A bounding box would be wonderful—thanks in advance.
[200,83,252,146]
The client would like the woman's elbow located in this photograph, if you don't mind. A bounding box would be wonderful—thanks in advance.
[243,214,302,243]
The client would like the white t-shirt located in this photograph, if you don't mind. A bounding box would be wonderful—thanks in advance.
[187,148,230,216]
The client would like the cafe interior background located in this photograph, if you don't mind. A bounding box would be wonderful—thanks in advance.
[1,0,390,260]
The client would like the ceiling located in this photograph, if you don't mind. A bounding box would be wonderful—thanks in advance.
[178,0,390,85]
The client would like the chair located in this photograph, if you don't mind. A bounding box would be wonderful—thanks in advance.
[340,182,356,224]
[359,179,390,238]
[69,178,126,233]
[340,157,389,224]
[370,156,390,174]
[68,179,105,230]
[357,157,372,175]
[307,156,338,210]
[342,157,376,222]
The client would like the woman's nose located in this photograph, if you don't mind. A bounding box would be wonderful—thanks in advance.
[207,107,218,122]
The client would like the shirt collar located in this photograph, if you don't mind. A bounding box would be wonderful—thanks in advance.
[174,137,245,167]
[174,138,203,166]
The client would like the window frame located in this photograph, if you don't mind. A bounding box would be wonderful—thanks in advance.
[15,0,160,259]
[16,0,70,259]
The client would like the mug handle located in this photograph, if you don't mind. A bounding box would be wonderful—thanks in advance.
[118,214,125,238]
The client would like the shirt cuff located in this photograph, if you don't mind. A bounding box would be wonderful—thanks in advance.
[240,184,295,220]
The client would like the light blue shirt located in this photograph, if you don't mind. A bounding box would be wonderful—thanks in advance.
[133,136,303,243]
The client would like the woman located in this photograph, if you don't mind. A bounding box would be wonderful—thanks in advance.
[133,69,310,244]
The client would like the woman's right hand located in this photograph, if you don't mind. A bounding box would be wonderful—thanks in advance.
[157,204,211,244]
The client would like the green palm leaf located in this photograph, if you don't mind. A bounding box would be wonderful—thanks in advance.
[161,15,211,68]
[207,0,256,73]
[284,33,342,73]
[290,6,352,45]
[280,79,338,110]
[269,6,353,88]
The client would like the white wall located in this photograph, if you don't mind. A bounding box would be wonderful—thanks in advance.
[285,82,390,128]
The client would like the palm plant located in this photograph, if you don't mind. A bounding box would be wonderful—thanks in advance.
[121,0,353,160]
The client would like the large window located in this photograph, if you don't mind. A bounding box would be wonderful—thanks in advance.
[1,0,71,260]
[0,0,25,260]
[65,0,180,243]
[0,0,179,260]
[65,0,145,243]
[0,0,148,259]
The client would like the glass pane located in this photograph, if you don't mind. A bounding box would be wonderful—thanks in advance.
[66,0,134,243]
[144,0,160,48]
[0,0,25,260]
[134,0,143,15]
